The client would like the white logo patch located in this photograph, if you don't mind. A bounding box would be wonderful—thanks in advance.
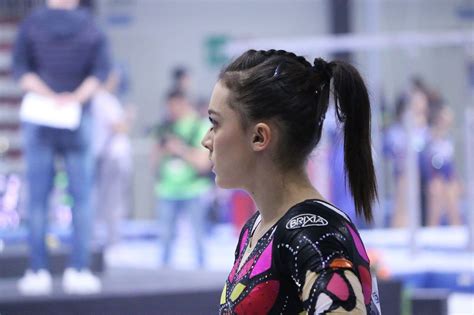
[286,213,328,230]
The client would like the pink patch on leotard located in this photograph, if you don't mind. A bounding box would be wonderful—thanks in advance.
[228,260,238,281]
[236,257,256,281]
[346,223,369,263]
[326,273,349,301]
[229,228,250,281]
[250,240,273,278]
[358,266,372,305]
[240,229,249,254]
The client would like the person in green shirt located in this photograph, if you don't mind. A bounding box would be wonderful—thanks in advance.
[152,90,212,267]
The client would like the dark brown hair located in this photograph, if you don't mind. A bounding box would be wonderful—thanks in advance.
[219,49,377,222]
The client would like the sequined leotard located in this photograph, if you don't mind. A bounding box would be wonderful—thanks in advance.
[220,199,381,314]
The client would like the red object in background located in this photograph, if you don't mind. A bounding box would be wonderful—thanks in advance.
[231,190,256,235]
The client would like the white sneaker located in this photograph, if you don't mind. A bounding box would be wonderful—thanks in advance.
[62,268,101,294]
[17,269,52,295]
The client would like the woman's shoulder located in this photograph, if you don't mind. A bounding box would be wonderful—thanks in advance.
[274,199,356,243]
[280,199,351,227]
[273,199,371,273]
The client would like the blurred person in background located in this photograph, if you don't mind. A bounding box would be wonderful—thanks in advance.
[410,77,438,226]
[151,90,212,268]
[384,77,431,227]
[12,0,110,295]
[91,68,133,246]
[383,97,409,228]
[202,49,380,314]
[171,66,192,97]
[425,105,463,226]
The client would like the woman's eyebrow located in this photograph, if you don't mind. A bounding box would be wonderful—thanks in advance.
[208,109,221,117]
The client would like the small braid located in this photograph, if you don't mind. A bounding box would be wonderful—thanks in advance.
[259,50,330,92]
[257,49,311,68]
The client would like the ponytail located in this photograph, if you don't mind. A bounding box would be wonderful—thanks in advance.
[220,50,377,221]
[330,61,377,222]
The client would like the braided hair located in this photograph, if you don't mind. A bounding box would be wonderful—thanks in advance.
[219,49,377,222]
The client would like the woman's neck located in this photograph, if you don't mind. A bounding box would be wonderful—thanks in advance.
[246,166,324,227]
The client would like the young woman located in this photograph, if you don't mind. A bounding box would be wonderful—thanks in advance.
[425,105,462,226]
[202,49,380,314]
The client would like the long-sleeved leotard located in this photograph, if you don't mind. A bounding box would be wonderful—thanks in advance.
[220,199,380,314]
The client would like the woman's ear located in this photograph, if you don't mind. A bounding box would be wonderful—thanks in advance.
[251,122,272,152]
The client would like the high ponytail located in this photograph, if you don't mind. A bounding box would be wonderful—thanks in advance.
[331,61,378,222]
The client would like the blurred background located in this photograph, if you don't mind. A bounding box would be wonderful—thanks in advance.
[0,0,473,314]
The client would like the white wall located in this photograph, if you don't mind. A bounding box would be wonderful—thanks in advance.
[353,0,472,109]
[99,0,328,127]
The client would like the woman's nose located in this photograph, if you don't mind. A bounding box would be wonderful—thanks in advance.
[201,129,212,151]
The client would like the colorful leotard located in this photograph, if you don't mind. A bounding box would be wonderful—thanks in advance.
[220,199,381,314]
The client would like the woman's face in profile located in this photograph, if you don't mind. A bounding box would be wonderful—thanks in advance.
[201,82,255,189]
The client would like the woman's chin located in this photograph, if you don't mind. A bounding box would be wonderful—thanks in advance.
[214,175,236,189]
[214,176,227,189]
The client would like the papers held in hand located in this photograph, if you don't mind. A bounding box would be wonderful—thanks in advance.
[20,92,82,130]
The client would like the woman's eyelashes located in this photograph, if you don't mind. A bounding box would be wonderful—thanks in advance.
[209,117,218,130]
